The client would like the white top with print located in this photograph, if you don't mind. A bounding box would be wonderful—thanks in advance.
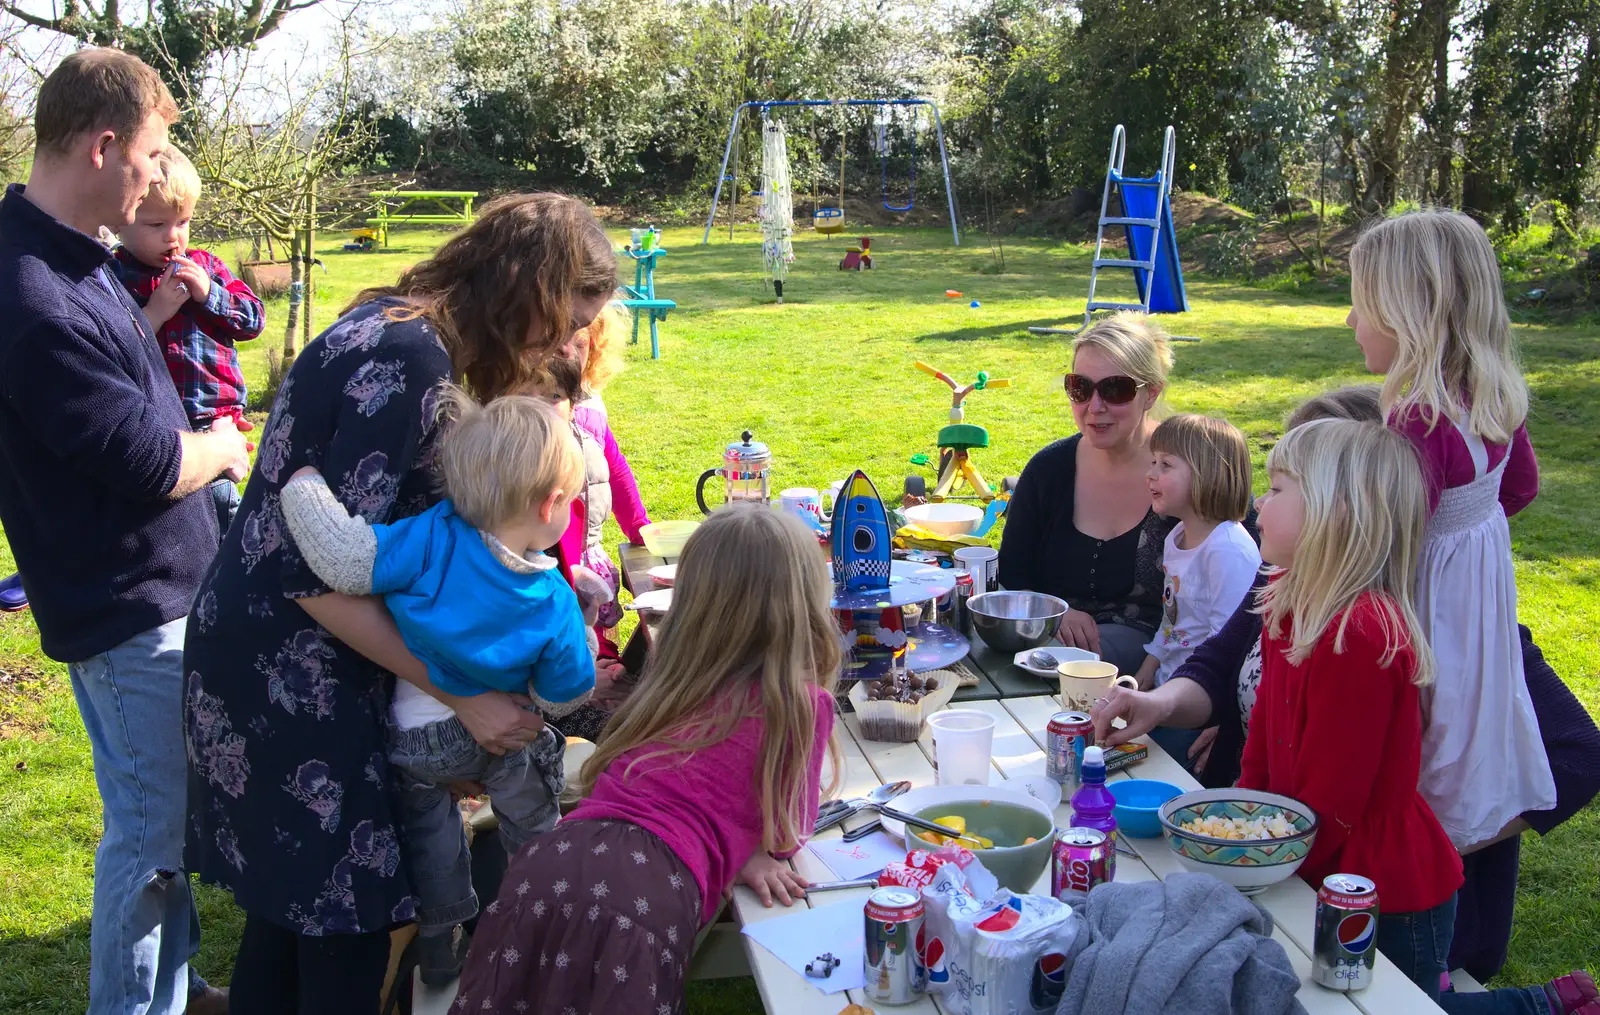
[1144,519,1261,686]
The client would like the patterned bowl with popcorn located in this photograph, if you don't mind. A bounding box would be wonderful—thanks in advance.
[1158,788,1319,895]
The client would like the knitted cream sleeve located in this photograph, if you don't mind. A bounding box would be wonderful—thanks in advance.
[280,473,378,595]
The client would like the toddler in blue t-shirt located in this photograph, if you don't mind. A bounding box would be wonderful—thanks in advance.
[280,386,596,984]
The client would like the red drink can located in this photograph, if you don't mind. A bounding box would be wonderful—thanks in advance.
[1046,711,1093,789]
[1050,826,1111,904]
[864,886,926,1004]
[1312,874,1379,991]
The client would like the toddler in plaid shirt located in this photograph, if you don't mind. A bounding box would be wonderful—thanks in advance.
[114,148,264,534]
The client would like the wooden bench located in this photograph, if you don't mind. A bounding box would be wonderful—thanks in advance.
[367,191,478,247]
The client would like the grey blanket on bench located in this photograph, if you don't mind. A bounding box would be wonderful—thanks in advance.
[1056,872,1307,1015]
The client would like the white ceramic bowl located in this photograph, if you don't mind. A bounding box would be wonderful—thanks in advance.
[904,502,985,537]
[1158,788,1320,895]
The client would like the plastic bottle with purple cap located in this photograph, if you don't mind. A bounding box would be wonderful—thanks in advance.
[1069,745,1119,880]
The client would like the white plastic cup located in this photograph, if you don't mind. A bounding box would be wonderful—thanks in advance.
[954,545,1000,593]
[928,709,996,786]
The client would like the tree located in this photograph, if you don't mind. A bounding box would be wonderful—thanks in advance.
[176,12,377,364]
[0,0,325,95]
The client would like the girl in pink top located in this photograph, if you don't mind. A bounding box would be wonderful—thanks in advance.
[560,306,653,654]
[1347,211,1555,852]
[454,504,840,1013]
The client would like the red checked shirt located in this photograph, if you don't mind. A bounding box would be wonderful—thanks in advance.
[112,247,264,427]
[1238,591,1464,914]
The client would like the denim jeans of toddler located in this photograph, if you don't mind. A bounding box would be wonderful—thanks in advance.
[388,715,564,935]
[1381,894,1555,1015]
[67,616,202,1015]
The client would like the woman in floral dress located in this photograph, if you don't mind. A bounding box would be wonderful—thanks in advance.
[183,194,617,1015]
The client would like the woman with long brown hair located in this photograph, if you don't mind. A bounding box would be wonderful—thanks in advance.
[184,194,615,1015]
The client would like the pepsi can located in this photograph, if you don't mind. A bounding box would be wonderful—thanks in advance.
[1313,874,1379,991]
[1050,826,1111,904]
[1029,951,1070,1009]
[1045,711,1093,790]
[864,886,926,1004]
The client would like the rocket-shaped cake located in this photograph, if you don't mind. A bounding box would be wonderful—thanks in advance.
[830,469,893,592]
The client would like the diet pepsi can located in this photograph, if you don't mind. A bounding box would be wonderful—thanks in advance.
[864,886,926,1004]
[1313,873,1379,991]
[1046,711,1093,790]
[1050,826,1111,904]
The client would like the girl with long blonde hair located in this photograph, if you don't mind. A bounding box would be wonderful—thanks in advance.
[1241,418,1462,1001]
[1348,210,1554,854]
[453,504,841,1013]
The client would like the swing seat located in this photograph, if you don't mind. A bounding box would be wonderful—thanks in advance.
[813,207,844,235]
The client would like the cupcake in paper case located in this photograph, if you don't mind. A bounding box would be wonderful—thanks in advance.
[849,669,959,742]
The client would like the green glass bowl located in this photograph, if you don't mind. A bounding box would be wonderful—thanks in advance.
[907,799,1057,894]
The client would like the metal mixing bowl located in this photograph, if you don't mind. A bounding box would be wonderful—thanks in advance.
[967,591,1069,653]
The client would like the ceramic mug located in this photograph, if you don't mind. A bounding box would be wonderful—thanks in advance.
[954,545,1000,593]
[780,487,833,530]
[1057,659,1139,712]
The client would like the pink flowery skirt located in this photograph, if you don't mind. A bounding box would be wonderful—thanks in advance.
[453,820,701,1014]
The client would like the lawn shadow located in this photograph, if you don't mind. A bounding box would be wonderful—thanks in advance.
[914,318,1085,343]
[1,918,92,1013]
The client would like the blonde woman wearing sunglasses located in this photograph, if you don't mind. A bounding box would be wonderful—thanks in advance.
[996,312,1176,674]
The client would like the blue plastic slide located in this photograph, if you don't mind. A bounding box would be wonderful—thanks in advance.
[1119,181,1189,314]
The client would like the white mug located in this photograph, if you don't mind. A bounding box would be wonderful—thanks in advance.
[954,545,1000,593]
[780,488,827,529]
[1057,660,1140,712]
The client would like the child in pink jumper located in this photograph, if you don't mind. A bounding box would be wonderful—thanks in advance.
[560,306,652,648]
[454,505,840,1013]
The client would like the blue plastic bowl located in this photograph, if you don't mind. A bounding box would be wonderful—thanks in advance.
[1109,779,1184,838]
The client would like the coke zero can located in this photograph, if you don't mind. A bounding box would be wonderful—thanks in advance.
[1312,873,1379,991]
[1046,711,1093,790]
[1050,826,1111,904]
[864,885,926,1004]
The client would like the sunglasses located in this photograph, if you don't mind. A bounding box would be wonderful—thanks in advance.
[1063,373,1144,405]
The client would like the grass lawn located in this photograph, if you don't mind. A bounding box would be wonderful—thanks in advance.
[1,222,1595,1013]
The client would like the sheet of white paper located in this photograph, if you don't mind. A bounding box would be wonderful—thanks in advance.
[741,901,865,994]
[804,830,904,881]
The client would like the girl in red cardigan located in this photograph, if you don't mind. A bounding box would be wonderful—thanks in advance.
[1241,418,1463,1001]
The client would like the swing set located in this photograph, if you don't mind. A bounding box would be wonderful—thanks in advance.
[701,98,960,247]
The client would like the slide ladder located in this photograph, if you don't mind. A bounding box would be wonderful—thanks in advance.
[1031,125,1192,337]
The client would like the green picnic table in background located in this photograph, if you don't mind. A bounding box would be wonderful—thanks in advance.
[367,191,478,246]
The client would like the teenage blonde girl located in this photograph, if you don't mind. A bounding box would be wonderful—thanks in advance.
[1136,414,1261,772]
[1348,211,1555,851]
[1241,418,1463,1000]
[453,504,840,1012]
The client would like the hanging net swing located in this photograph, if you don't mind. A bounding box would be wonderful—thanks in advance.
[879,106,917,212]
[759,116,795,303]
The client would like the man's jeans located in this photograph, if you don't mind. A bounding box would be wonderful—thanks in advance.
[67,616,199,1015]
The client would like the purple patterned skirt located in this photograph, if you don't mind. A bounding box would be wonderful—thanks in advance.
[453,820,701,1014]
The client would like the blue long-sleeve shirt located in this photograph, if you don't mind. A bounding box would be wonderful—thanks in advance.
[373,499,594,704]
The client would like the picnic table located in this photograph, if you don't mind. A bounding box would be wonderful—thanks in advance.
[414,543,1453,1014]
[619,541,1448,1014]
[366,190,478,247]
